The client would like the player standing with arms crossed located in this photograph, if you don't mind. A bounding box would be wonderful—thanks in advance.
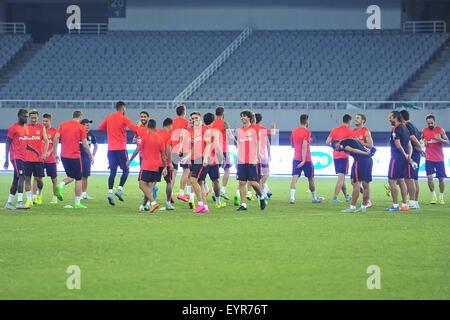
[422,115,448,204]
[98,101,137,205]
[326,114,353,204]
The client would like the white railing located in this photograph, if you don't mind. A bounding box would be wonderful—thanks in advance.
[68,23,108,35]
[0,23,26,34]
[172,27,253,105]
[0,100,449,110]
[403,21,447,33]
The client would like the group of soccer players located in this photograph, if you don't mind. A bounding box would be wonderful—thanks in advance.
[311,110,447,213]
[3,102,448,214]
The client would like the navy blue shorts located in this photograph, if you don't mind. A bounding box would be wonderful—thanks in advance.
[61,157,82,181]
[25,161,44,178]
[189,160,203,179]
[236,164,259,182]
[388,157,407,180]
[406,153,421,180]
[198,164,220,182]
[172,161,190,171]
[425,160,447,178]
[139,169,162,183]
[351,157,373,183]
[292,160,314,178]
[220,152,232,169]
[107,150,128,172]
[334,158,349,175]
[11,159,25,177]
[44,163,57,179]
[81,156,91,178]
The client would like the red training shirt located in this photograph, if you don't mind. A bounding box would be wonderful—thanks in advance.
[7,123,28,161]
[58,120,87,159]
[98,111,137,151]
[291,127,312,162]
[329,125,353,159]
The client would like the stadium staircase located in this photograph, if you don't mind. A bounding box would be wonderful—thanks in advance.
[393,37,450,101]
[173,27,253,104]
[0,42,44,89]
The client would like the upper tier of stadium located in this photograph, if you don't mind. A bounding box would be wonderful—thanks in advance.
[0,30,449,105]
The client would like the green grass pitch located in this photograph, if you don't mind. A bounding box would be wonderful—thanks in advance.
[0,174,449,299]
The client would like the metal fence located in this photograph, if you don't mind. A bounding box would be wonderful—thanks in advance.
[0,100,449,110]
[403,21,447,33]
[0,23,26,34]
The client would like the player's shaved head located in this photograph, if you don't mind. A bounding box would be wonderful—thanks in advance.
[343,114,352,124]
[147,119,156,129]
[73,110,83,119]
[163,117,173,127]
[116,101,126,111]
[399,110,410,121]
[300,114,309,125]
[176,105,186,116]
[215,106,224,117]
[255,113,262,124]
[203,113,215,125]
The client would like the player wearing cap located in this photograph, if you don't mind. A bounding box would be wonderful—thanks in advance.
[24,109,49,207]
[53,110,94,209]
[385,111,414,212]
[290,114,324,204]
[332,139,375,213]
[235,110,266,211]
[98,100,137,205]
[400,110,423,210]
[422,114,448,204]
[3,109,35,210]
[40,113,59,204]
[80,119,97,200]
[129,119,167,213]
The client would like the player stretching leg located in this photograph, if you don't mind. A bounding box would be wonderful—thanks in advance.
[422,114,448,204]
[98,101,137,205]
[290,114,324,204]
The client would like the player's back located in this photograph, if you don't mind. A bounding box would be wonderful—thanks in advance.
[100,111,134,150]
[59,120,86,159]
[141,131,164,171]
[330,125,353,159]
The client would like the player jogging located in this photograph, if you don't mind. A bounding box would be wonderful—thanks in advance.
[98,100,137,205]
[289,114,324,204]
[332,138,375,213]
[326,114,353,204]
[422,114,448,204]
[53,110,94,209]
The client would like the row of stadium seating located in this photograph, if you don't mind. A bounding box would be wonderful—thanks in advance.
[0,30,448,102]
[0,34,31,70]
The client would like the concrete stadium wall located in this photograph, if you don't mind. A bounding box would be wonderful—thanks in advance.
[0,107,448,133]
[109,0,402,31]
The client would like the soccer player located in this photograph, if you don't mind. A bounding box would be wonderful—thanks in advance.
[289,114,324,204]
[202,112,226,209]
[171,104,191,202]
[400,110,423,209]
[53,110,94,209]
[41,113,59,204]
[332,139,375,213]
[236,110,266,211]
[422,114,448,204]
[255,113,272,199]
[128,119,167,213]
[326,114,353,204]
[353,113,373,207]
[385,111,414,212]
[181,111,210,213]
[24,109,49,206]
[3,109,33,210]
[98,100,137,205]
[80,119,97,200]
[211,106,233,200]
[156,118,175,210]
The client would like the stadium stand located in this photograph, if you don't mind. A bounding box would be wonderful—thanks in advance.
[0,34,31,71]
[189,30,450,102]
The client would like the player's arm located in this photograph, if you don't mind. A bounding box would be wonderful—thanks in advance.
[225,121,236,144]
[81,138,94,164]
[266,133,272,162]
[160,147,168,177]
[203,132,212,166]
[364,129,374,148]
[166,143,172,168]
[92,141,98,158]
[26,144,39,157]
[344,146,370,156]
[299,140,308,166]
[394,138,409,160]
[98,118,107,131]
[52,132,60,163]
[42,126,49,160]
[325,131,333,145]
[124,116,138,133]
[3,137,11,169]
[409,134,423,153]
[438,129,449,144]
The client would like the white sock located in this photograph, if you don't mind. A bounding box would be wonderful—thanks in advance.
[264,183,270,193]
[190,193,195,202]
[215,196,221,204]
[75,196,81,205]
[81,192,87,198]
[402,203,407,207]
[59,181,65,189]
[52,195,58,201]
[361,204,367,209]
[26,191,32,202]
[432,191,436,197]
[118,186,123,191]
[166,201,171,206]
[393,203,399,208]
[151,201,157,206]
[7,194,14,203]
[221,187,227,194]
[179,189,184,196]
[204,204,209,210]
[204,183,209,192]
[290,189,296,200]
[18,193,23,202]
[32,194,37,201]
[186,186,192,194]
[198,201,204,207]
[236,190,240,197]
[440,193,444,200]
[350,205,356,210]
[108,189,113,195]
[241,202,247,208]
[311,191,317,200]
